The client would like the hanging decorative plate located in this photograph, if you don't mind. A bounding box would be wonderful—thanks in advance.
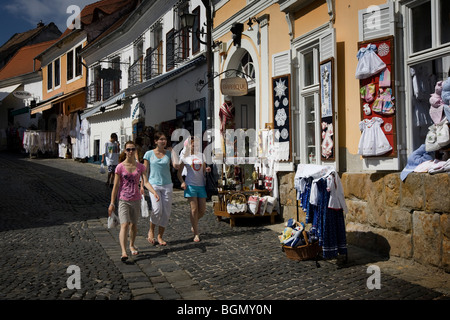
[378,43,389,57]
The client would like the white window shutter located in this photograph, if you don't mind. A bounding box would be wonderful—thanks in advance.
[358,3,394,41]
[319,27,335,61]
[272,50,291,77]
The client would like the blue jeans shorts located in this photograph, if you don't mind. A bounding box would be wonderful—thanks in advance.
[184,185,207,198]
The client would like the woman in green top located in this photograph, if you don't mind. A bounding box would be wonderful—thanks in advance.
[143,132,179,246]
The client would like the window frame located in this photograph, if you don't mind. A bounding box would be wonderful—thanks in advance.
[403,0,450,154]
[298,44,321,164]
[54,58,61,88]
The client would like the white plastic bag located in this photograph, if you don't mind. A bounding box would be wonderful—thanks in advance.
[108,212,119,228]
[141,195,149,218]
[100,163,106,174]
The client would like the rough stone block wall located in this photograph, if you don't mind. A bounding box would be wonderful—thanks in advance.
[277,171,450,272]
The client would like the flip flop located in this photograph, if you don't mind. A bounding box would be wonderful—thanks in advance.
[193,235,200,242]
[130,247,139,255]
[147,238,156,245]
[121,255,128,262]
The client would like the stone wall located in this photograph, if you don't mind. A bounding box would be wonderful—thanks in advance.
[277,171,450,272]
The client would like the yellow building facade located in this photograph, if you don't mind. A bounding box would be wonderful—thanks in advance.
[212,0,450,270]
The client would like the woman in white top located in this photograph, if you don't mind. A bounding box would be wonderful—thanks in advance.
[177,136,210,242]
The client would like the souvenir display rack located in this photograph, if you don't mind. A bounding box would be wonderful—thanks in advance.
[213,189,277,227]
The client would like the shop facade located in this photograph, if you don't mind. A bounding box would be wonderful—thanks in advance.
[32,29,87,159]
[211,0,449,271]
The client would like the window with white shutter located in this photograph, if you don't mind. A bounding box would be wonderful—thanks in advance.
[357,2,400,171]
[291,24,338,169]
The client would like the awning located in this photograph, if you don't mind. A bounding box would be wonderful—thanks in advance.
[0,83,21,102]
[81,91,125,120]
[10,107,30,116]
[30,92,64,114]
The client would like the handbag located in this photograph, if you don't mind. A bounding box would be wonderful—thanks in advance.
[141,195,149,218]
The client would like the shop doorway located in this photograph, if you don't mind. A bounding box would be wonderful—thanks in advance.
[233,91,255,129]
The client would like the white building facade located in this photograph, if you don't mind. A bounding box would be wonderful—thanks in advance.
[81,0,209,160]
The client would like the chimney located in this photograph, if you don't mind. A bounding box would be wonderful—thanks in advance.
[37,20,44,28]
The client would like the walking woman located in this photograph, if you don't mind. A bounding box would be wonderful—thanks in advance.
[177,136,210,242]
[108,141,159,261]
[143,132,179,246]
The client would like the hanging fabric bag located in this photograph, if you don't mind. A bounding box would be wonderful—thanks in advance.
[264,160,275,192]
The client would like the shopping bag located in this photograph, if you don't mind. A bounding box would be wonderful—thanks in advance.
[141,195,149,218]
[108,212,120,228]
[100,163,106,174]
[248,195,260,215]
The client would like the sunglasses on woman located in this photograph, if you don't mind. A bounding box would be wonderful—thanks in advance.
[126,147,136,152]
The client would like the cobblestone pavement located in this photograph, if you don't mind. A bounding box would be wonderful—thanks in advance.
[0,152,449,302]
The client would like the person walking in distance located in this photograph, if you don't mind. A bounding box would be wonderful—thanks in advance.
[177,136,210,242]
[108,141,159,261]
[143,132,179,246]
[102,133,120,187]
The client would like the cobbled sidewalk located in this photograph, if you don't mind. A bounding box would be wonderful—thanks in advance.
[0,152,449,301]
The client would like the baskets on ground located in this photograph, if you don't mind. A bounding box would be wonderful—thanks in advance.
[282,230,321,261]
[226,193,248,214]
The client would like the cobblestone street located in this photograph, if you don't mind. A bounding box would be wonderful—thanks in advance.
[0,152,449,304]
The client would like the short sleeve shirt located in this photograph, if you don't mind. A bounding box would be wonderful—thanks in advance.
[115,162,146,201]
[104,141,119,166]
[182,153,206,187]
[143,150,172,186]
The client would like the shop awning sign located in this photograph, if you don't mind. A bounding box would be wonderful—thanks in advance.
[220,77,248,96]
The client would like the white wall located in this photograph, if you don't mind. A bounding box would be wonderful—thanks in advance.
[141,64,207,127]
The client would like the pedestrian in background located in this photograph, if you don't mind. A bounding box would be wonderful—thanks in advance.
[143,132,179,246]
[102,133,120,187]
[177,136,210,242]
[108,140,159,261]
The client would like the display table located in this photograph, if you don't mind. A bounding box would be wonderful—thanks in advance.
[213,190,278,227]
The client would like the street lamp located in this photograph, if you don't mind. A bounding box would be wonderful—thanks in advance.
[180,7,214,131]
[180,12,197,29]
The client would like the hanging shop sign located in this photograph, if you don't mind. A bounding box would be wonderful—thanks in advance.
[357,35,396,158]
[13,91,32,100]
[220,77,248,96]
[131,101,146,120]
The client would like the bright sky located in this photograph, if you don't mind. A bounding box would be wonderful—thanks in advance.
[0,0,96,46]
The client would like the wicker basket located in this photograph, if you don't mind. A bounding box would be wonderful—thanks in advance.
[282,230,321,261]
[226,193,248,214]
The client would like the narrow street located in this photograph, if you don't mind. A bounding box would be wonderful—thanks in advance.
[0,152,448,304]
